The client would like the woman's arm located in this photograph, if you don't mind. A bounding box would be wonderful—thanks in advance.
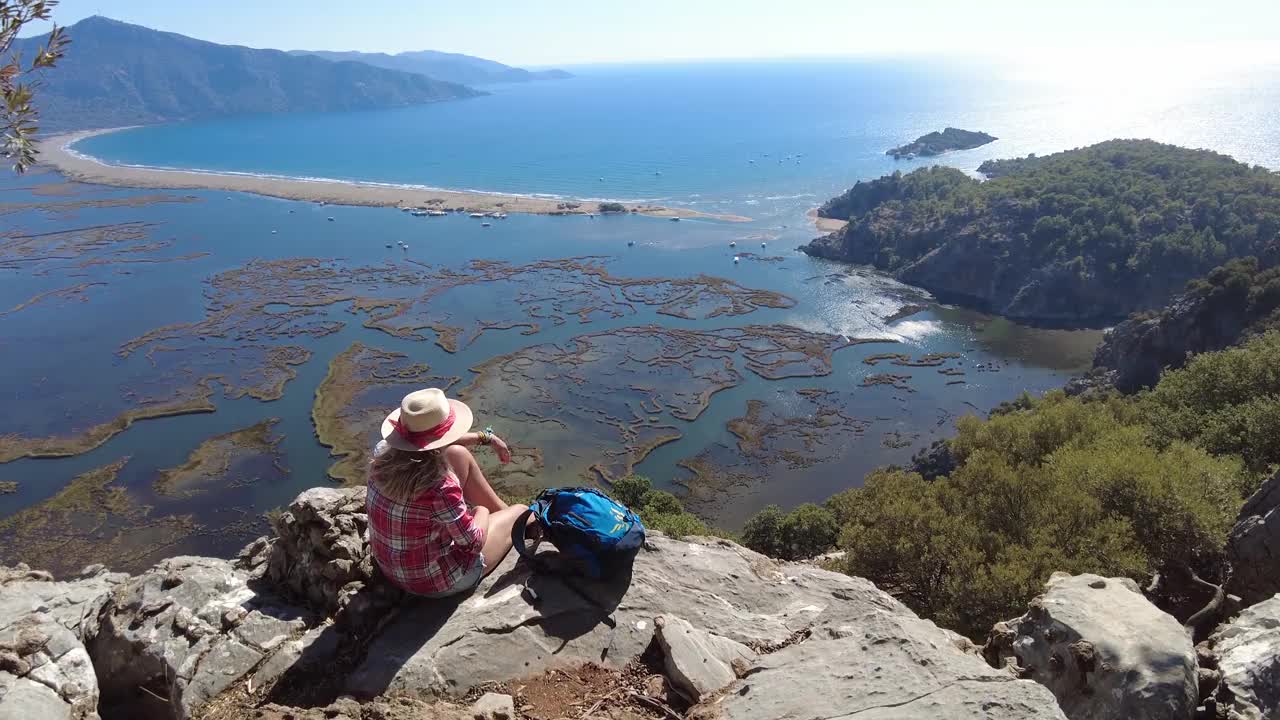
[454,431,512,463]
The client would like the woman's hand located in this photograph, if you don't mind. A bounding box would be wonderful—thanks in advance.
[455,431,512,464]
[489,434,512,464]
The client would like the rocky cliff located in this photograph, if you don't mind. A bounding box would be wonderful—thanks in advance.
[2,486,1277,720]
[1092,257,1280,392]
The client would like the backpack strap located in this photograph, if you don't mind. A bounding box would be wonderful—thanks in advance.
[511,505,542,565]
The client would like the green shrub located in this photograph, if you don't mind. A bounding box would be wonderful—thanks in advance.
[607,475,714,539]
[598,202,627,213]
[831,391,1248,639]
[741,505,785,557]
[611,475,653,508]
[1143,330,1280,477]
[741,503,838,560]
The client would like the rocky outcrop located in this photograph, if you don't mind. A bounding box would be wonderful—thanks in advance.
[0,564,126,720]
[695,612,1067,720]
[1228,471,1280,607]
[1091,293,1249,393]
[985,573,1197,720]
[886,127,997,159]
[348,520,1066,719]
[246,486,403,632]
[1208,594,1280,719]
[2,487,1068,720]
[655,615,755,702]
[85,555,334,720]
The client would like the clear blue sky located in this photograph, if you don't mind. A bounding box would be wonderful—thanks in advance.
[28,0,1280,68]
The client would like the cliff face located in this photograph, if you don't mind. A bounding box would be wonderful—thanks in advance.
[804,208,1161,325]
[1093,257,1280,392]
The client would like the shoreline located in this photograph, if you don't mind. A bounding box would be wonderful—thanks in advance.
[37,128,753,222]
[807,207,848,233]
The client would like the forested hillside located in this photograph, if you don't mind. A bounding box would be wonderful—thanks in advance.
[12,16,481,131]
[805,140,1280,324]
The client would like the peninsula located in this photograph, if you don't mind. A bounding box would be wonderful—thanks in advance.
[886,127,997,158]
[38,130,750,221]
[807,139,1280,324]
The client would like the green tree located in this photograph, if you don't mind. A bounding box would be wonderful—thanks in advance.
[2,0,69,172]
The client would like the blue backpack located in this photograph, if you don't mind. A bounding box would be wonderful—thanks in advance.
[512,487,646,579]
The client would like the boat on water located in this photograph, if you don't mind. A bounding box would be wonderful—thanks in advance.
[481,222,492,227]
[469,212,485,218]
[428,210,448,217]
[496,213,508,219]
[327,217,335,222]
[410,210,428,217]
[669,217,680,222]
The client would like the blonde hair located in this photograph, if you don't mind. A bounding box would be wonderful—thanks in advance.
[370,447,448,502]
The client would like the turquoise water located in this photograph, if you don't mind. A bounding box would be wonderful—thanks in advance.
[77,60,1280,222]
[2,59,1275,570]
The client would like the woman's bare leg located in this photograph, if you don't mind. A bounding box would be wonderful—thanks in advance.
[445,445,507,512]
[477,504,528,576]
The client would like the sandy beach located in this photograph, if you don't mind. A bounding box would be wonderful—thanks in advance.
[807,207,848,233]
[37,128,752,222]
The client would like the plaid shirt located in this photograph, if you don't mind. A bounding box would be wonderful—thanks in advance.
[366,466,486,596]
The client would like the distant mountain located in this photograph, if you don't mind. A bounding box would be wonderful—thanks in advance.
[290,48,572,86]
[12,16,483,132]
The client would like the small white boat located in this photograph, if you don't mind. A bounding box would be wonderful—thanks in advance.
[319,201,327,206]
[469,212,485,218]
[411,210,428,217]
[729,241,736,247]
[587,213,595,218]
[271,230,277,234]
[327,217,335,222]
[669,217,680,222]
[761,241,767,248]
[627,240,635,246]
[428,210,447,217]
[481,222,492,227]
[598,177,604,181]
[288,210,295,214]
[733,256,740,264]
[496,213,508,219]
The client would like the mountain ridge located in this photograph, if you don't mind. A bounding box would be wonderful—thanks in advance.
[289,47,572,85]
[14,15,484,132]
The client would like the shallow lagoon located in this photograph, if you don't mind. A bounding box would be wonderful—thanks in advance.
[0,170,1102,573]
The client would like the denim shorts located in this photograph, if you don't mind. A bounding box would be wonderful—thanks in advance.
[417,554,485,599]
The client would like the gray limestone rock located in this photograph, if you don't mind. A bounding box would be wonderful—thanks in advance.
[85,555,325,720]
[693,611,1067,720]
[985,572,1197,720]
[1228,471,1280,607]
[1209,594,1280,719]
[347,533,905,697]
[469,692,515,720]
[0,563,125,720]
[655,614,755,702]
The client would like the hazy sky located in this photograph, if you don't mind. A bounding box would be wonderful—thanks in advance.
[30,0,1280,67]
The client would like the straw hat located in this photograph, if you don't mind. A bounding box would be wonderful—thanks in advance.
[381,388,473,452]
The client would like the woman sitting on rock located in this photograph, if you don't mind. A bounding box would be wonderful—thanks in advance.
[366,388,528,598]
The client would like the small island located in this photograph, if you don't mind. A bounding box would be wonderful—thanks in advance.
[886,127,997,159]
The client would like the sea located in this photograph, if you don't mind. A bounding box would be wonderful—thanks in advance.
[2,59,1277,572]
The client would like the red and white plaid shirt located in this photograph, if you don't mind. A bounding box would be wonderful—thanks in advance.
[366,467,486,595]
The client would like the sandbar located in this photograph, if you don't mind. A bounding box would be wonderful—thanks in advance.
[39,129,752,222]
